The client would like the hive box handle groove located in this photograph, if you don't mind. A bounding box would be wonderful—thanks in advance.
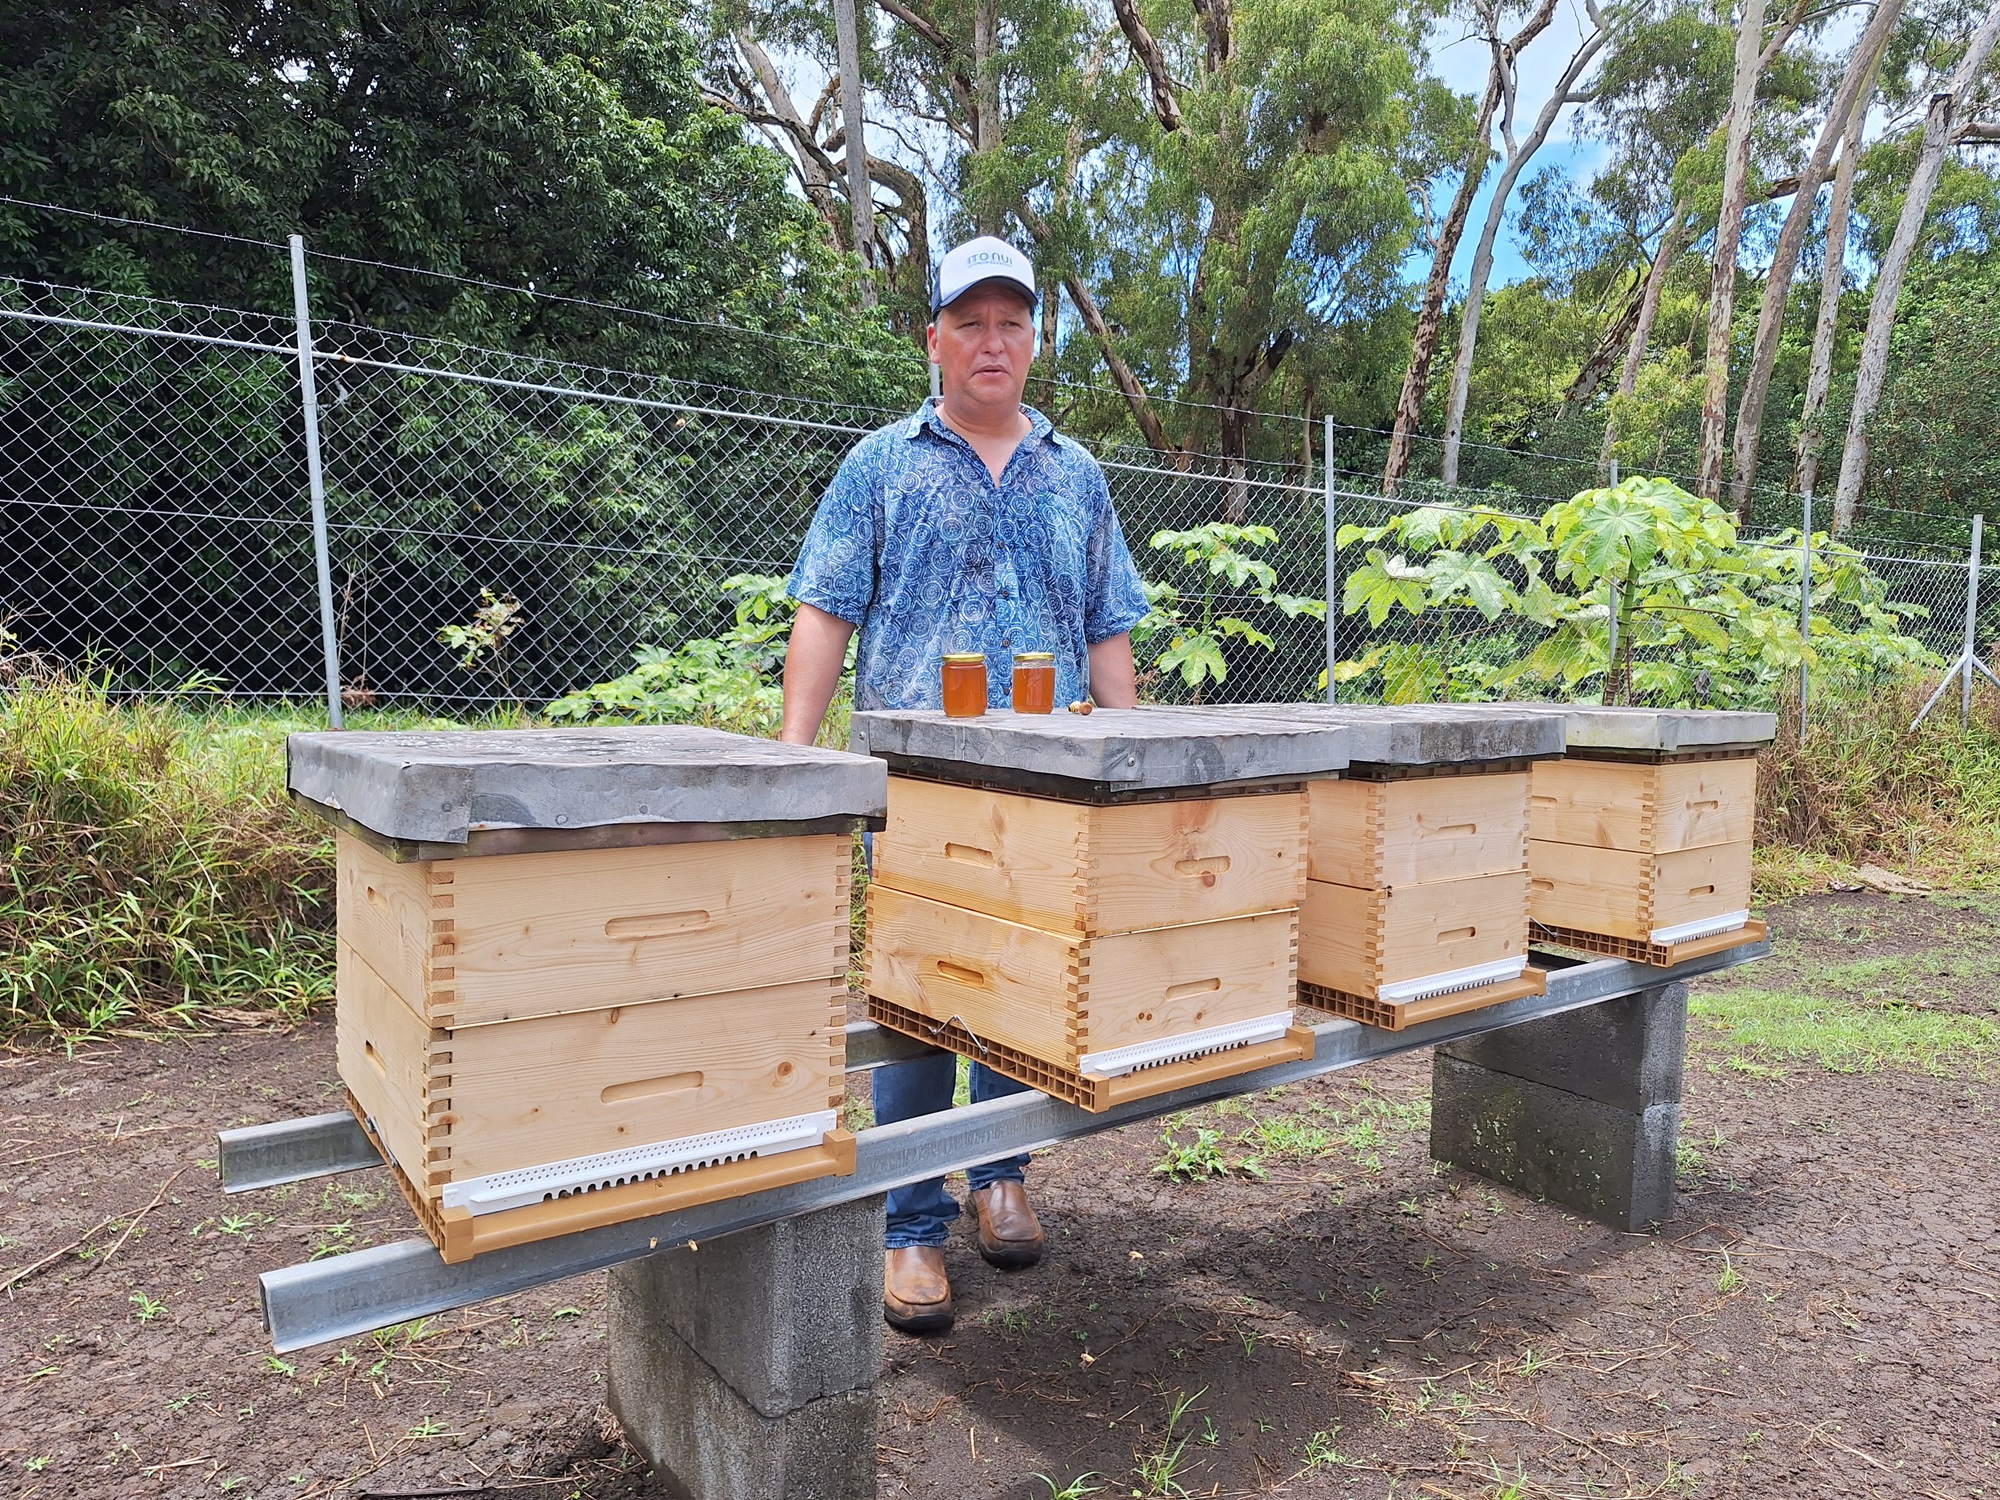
[601,1071,705,1104]
[604,911,712,939]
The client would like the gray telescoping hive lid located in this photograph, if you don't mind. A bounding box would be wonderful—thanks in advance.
[287,726,888,844]
[1188,702,1564,766]
[1409,702,1777,753]
[847,707,1354,792]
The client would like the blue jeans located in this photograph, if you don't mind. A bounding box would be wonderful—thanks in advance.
[873,1053,1032,1249]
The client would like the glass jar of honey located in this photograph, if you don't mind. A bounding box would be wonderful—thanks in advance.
[1011,652,1056,713]
[941,653,988,717]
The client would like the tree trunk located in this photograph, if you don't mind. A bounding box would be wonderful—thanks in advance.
[832,0,877,306]
[1439,10,1608,487]
[1726,0,1900,516]
[731,33,846,240]
[1694,0,1769,500]
[1561,268,1648,417]
[1017,205,1173,450]
[1599,210,1688,475]
[1385,75,1503,493]
[1832,0,2000,531]
[1794,79,1871,503]
[971,0,1003,233]
[1386,0,1561,493]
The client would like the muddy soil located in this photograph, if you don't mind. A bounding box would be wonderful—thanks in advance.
[2,890,1996,1500]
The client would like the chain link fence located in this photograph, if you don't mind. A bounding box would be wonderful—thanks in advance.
[3,270,1995,721]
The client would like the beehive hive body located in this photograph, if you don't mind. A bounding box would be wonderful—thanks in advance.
[854,710,1337,1107]
[295,726,883,1261]
[1181,706,1559,1027]
[1294,772,1543,1026]
[1528,752,1761,955]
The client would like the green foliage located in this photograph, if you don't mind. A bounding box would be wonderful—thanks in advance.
[544,573,834,735]
[438,591,526,702]
[0,679,334,1041]
[0,0,918,400]
[1137,523,1325,697]
[1333,477,1936,708]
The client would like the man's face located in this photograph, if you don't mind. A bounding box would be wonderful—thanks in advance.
[927,283,1035,409]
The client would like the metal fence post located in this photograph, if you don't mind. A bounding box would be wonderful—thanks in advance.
[1965,512,1985,726]
[1323,414,1337,704]
[1799,492,1813,737]
[1605,577,1620,706]
[1911,512,1997,730]
[289,234,345,728]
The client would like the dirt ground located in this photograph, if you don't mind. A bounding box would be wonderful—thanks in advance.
[3,890,1997,1500]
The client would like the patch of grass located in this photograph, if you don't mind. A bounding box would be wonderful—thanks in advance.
[0,679,516,1043]
[1695,945,2000,1079]
[1153,1126,1230,1181]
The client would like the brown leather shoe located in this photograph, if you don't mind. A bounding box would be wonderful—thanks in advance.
[883,1246,954,1334]
[969,1181,1045,1269]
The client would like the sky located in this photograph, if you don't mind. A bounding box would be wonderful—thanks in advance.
[1426,0,1604,288]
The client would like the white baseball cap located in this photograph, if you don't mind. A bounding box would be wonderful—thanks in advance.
[931,236,1038,317]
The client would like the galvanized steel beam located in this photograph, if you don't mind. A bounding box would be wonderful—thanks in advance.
[219,1111,381,1193]
[252,938,1765,1352]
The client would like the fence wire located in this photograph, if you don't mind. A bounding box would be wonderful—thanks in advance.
[1,273,1994,717]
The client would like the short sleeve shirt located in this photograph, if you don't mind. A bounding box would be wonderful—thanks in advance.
[786,399,1150,711]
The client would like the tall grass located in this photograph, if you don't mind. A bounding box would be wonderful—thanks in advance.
[1757,674,2000,893]
[0,680,343,1040]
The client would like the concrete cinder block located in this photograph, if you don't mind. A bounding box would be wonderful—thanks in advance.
[611,1195,884,1417]
[1438,982,1688,1114]
[606,1301,876,1500]
[287,725,888,843]
[1429,1053,1680,1232]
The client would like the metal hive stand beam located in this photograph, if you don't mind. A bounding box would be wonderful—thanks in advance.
[241,939,1766,1354]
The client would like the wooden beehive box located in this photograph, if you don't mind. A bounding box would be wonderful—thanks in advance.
[1519,707,1775,964]
[851,709,1347,1108]
[288,727,887,1262]
[1192,705,1562,1030]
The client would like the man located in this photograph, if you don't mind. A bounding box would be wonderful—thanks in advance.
[779,235,1150,1334]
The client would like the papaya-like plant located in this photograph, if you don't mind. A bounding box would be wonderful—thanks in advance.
[1334,476,1935,707]
[1138,523,1326,697]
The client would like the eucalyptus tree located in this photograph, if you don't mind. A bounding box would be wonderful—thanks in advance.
[1693,0,1814,499]
[1832,0,2000,529]
[1383,0,1559,492]
[1436,0,1610,486]
[1726,0,1902,515]
[1097,0,1439,468]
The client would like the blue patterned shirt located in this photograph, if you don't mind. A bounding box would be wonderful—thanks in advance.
[786,399,1150,711]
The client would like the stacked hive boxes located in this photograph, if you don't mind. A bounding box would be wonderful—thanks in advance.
[852,709,1349,1108]
[1403,705,1775,963]
[1194,705,1563,1029]
[288,727,886,1263]
[1517,707,1774,962]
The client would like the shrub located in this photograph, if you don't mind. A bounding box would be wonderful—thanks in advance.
[0,679,335,1039]
[1757,676,2000,890]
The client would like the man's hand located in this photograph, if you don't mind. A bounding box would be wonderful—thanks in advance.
[780,603,858,744]
[1087,632,1139,708]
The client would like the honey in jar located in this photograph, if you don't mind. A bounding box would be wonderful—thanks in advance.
[942,653,988,717]
[1011,652,1056,713]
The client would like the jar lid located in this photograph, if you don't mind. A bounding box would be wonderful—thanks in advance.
[1012,651,1055,662]
[942,652,987,663]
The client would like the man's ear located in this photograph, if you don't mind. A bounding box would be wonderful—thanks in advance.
[925,322,940,363]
